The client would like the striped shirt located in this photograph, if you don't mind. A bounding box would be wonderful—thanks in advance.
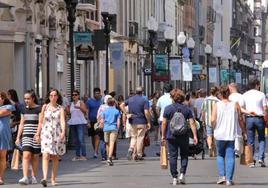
[201,96,219,126]
[21,106,41,153]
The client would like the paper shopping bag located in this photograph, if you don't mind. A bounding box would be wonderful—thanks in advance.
[11,149,19,170]
[240,144,253,165]
[160,144,168,169]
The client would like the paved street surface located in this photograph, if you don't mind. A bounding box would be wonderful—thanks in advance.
[2,136,268,188]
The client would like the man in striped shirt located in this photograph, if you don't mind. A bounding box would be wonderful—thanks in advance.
[201,86,219,157]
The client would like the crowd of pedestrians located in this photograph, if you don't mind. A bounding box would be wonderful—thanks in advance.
[0,79,267,186]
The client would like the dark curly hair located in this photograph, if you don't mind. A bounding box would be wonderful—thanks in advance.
[45,88,63,105]
[0,91,11,105]
[170,89,185,103]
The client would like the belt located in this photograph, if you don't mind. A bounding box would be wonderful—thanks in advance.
[246,116,264,118]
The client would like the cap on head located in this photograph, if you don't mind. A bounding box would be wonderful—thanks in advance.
[136,86,143,94]
[104,95,112,104]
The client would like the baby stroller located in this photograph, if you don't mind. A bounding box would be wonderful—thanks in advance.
[188,120,205,160]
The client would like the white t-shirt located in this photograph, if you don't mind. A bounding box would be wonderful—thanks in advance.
[241,89,267,116]
[156,93,172,121]
[229,92,243,136]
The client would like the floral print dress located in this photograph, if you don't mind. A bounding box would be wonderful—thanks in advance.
[41,104,65,156]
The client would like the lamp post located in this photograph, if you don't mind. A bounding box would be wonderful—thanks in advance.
[187,37,195,91]
[35,34,42,99]
[147,16,158,95]
[215,49,222,85]
[177,32,186,89]
[227,52,232,84]
[239,58,244,87]
[102,12,114,91]
[205,44,212,95]
[164,27,173,82]
[232,55,237,82]
[65,0,78,95]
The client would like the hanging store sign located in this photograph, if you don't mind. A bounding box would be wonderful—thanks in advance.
[170,58,181,81]
[110,42,124,70]
[235,72,242,84]
[74,32,94,60]
[192,64,202,74]
[153,54,168,81]
[209,67,217,83]
[183,60,192,81]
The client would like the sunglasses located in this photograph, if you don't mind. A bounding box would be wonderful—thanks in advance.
[72,94,78,96]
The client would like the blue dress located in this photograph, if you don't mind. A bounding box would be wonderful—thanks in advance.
[0,105,15,150]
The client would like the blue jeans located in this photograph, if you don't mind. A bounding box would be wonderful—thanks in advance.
[99,130,107,159]
[70,124,86,157]
[216,140,235,181]
[246,116,266,161]
[167,134,189,178]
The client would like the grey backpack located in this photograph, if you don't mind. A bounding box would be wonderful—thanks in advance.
[170,108,188,136]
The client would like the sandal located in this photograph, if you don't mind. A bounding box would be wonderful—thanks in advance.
[51,180,58,186]
[41,179,47,187]
[72,156,80,161]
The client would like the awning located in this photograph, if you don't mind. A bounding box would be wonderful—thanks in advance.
[0,0,16,8]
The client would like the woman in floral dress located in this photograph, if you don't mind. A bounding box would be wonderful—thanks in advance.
[35,89,66,187]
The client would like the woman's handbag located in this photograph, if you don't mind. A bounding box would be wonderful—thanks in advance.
[240,142,253,165]
[11,149,20,170]
[160,143,168,169]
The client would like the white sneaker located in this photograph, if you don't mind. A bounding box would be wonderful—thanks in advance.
[217,176,226,184]
[31,176,38,184]
[18,177,29,185]
[172,178,178,185]
[179,173,186,184]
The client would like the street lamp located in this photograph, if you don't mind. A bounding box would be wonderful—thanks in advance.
[147,16,158,95]
[65,0,78,95]
[186,37,195,91]
[102,12,115,91]
[35,34,42,99]
[205,44,212,95]
[215,49,222,85]
[164,27,173,82]
[177,32,186,89]
[239,58,245,86]
[227,52,232,84]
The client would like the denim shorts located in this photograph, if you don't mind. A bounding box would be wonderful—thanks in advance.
[206,125,214,136]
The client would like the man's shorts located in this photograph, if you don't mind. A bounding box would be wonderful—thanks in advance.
[88,122,97,137]
[104,131,118,143]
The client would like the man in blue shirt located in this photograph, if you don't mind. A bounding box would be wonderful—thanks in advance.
[120,86,151,160]
[86,88,102,158]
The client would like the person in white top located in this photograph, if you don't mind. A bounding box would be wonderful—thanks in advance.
[240,79,267,167]
[228,83,244,157]
[211,86,246,186]
[67,90,88,161]
[156,83,173,123]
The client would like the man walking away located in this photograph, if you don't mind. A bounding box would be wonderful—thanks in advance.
[228,83,244,157]
[240,79,267,167]
[120,87,151,161]
[201,86,219,157]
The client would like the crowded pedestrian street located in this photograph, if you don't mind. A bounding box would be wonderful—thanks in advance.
[2,136,268,188]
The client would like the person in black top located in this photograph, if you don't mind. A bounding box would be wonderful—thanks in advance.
[161,89,198,185]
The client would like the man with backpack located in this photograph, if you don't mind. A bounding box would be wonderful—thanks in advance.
[161,89,198,185]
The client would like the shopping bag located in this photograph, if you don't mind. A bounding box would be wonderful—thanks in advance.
[143,132,150,147]
[11,149,19,170]
[240,144,253,165]
[160,144,168,169]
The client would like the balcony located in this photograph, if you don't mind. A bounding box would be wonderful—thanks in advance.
[77,0,97,11]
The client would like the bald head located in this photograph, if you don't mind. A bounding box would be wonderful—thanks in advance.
[228,83,238,93]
